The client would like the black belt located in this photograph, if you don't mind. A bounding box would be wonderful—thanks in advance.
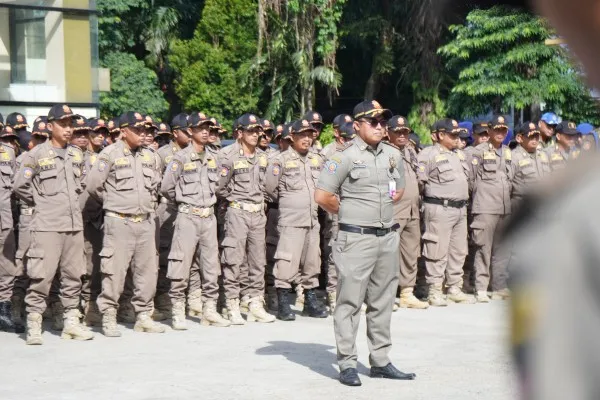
[339,223,400,237]
[423,197,468,208]
[267,202,278,210]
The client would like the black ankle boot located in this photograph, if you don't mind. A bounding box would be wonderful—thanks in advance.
[0,301,15,331]
[277,289,295,321]
[303,289,328,318]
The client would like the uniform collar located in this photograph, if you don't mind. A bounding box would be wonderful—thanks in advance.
[354,135,382,154]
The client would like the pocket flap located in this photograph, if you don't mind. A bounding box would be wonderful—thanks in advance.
[142,167,155,178]
[274,251,293,261]
[39,168,57,180]
[350,168,370,179]
[221,237,238,248]
[235,172,250,182]
[115,168,134,180]
[266,235,279,245]
[26,248,44,259]
[15,249,25,259]
[168,250,184,261]
[436,162,452,173]
[183,173,200,183]
[99,247,114,258]
[422,232,439,243]
[0,165,12,175]
[470,220,486,230]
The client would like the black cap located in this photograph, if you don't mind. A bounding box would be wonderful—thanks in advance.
[409,132,421,149]
[144,115,158,130]
[73,115,90,132]
[333,114,353,128]
[32,117,50,138]
[490,115,509,130]
[209,117,219,130]
[556,121,579,135]
[292,119,317,134]
[119,111,147,128]
[237,113,262,130]
[473,122,490,135]
[171,113,189,131]
[88,118,110,133]
[157,122,171,135]
[387,115,410,131]
[434,118,460,134]
[188,112,214,128]
[6,112,28,129]
[108,118,120,134]
[282,123,293,140]
[274,124,284,138]
[516,121,540,137]
[303,111,323,126]
[262,119,274,132]
[353,100,392,120]
[48,104,76,122]
[339,122,356,139]
[0,126,18,138]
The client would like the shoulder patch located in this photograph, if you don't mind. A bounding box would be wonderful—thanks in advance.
[339,142,354,152]
[382,141,400,151]
[472,158,479,165]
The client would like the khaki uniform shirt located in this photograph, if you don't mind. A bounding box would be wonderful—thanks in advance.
[544,144,580,172]
[417,143,469,201]
[215,141,267,204]
[160,145,219,208]
[510,145,551,201]
[86,141,160,215]
[80,148,103,224]
[13,141,84,232]
[0,144,16,230]
[395,145,421,219]
[265,148,322,228]
[157,141,182,173]
[469,142,514,215]
[317,136,405,229]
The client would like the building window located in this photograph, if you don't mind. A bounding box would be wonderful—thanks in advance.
[9,8,48,84]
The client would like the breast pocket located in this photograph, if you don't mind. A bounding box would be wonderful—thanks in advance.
[349,168,370,181]
[115,168,135,191]
[142,167,155,190]
[434,162,454,183]
[39,168,59,195]
[481,161,498,180]
[0,165,12,189]
[285,172,304,190]
[182,173,200,195]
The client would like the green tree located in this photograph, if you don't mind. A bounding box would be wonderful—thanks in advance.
[169,0,261,128]
[100,52,169,120]
[438,6,597,120]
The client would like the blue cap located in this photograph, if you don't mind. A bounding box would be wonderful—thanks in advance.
[502,129,514,146]
[541,112,560,125]
[458,121,473,137]
[577,123,594,135]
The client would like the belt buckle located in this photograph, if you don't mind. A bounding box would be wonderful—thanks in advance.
[443,199,448,208]
[376,228,386,237]
[131,215,143,223]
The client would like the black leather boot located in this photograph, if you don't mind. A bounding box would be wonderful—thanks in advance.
[303,289,328,318]
[277,289,295,321]
[0,301,15,332]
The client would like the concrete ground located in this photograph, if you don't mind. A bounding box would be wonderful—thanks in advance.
[1,301,517,400]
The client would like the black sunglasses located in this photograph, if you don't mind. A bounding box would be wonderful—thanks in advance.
[359,118,388,128]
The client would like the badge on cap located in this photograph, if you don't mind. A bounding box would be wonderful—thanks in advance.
[199,112,206,119]
[39,122,46,130]
[529,122,536,130]
[302,120,309,127]
[98,119,105,126]
[452,120,458,128]
[398,117,404,125]
[210,118,216,124]
[345,115,352,122]
[108,121,115,129]
[313,113,320,121]
[160,124,166,131]
[498,116,505,124]
[277,125,283,133]
[568,122,576,129]
[249,115,257,123]
[62,105,71,113]
[16,115,23,122]
[372,101,382,109]
[264,120,271,127]
[134,113,143,120]
[77,119,84,126]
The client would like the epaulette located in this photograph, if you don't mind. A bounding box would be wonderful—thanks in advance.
[382,141,400,151]
[338,141,354,152]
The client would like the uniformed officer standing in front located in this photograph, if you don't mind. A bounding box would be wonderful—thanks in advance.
[417,119,474,306]
[315,100,416,386]
[304,111,324,152]
[14,104,93,344]
[216,113,275,325]
[544,121,581,171]
[86,111,165,337]
[468,115,514,303]
[161,112,231,329]
[265,119,328,321]
[386,116,428,309]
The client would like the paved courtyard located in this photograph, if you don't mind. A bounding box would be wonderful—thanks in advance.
[1,301,516,400]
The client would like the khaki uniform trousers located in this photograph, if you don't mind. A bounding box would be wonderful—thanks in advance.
[397,218,421,288]
[96,216,158,314]
[274,224,321,290]
[322,213,338,293]
[25,231,84,314]
[0,227,16,302]
[168,213,219,302]
[81,222,103,302]
[471,214,510,292]
[333,230,400,371]
[221,207,266,299]
[422,204,468,287]
[156,202,177,296]
[265,207,280,287]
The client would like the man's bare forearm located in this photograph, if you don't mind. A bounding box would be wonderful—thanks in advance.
[315,189,339,214]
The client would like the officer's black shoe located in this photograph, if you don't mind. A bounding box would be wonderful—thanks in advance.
[302,289,328,318]
[370,363,416,380]
[277,289,295,321]
[0,301,15,332]
[339,368,362,386]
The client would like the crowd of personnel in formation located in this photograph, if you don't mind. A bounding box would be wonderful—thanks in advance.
[0,102,590,345]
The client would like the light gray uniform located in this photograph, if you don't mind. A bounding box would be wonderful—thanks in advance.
[317,136,405,371]
[86,141,161,314]
[0,144,16,302]
[265,148,322,289]
[216,142,268,300]
[417,144,469,287]
[13,142,85,314]
[160,145,220,303]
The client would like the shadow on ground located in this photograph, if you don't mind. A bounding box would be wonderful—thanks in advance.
[256,341,369,380]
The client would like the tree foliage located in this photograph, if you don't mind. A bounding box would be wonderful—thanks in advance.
[99,52,169,120]
[438,6,597,120]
